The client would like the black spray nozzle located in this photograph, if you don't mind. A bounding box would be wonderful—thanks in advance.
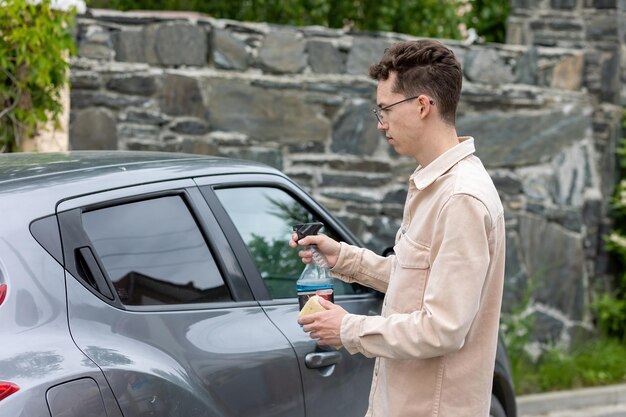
[293,222,324,241]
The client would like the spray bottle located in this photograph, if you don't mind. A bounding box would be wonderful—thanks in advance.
[293,222,334,311]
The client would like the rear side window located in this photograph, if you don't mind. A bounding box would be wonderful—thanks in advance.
[82,196,231,306]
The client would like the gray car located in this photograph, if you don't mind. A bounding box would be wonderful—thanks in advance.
[0,151,516,417]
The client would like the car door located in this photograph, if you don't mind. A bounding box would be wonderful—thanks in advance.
[196,174,383,417]
[57,180,306,417]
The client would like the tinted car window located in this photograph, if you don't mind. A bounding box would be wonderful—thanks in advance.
[82,195,231,305]
[215,187,356,299]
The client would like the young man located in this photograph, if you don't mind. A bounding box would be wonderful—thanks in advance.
[291,39,506,416]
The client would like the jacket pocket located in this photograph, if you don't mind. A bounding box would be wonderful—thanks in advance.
[386,235,431,313]
[394,234,430,269]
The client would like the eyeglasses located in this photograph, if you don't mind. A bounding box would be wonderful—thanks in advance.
[372,95,435,124]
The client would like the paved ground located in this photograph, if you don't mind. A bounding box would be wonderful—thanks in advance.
[517,383,626,417]
[520,404,626,417]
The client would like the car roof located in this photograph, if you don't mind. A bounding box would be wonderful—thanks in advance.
[0,151,282,192]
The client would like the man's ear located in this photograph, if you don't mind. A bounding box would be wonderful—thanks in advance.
[417,95,432,118]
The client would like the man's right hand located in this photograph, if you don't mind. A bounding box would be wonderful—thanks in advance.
[289,233,340,269]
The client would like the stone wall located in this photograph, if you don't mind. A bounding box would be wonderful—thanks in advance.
[69,7,623,347]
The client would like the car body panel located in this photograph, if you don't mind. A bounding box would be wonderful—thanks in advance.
[65,276,304,417]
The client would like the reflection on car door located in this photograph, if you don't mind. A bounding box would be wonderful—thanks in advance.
[57,182,306,417]
[202,179,382,417]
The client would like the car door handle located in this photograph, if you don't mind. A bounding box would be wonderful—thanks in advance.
[305,351,342,369]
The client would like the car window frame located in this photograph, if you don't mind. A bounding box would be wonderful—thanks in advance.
[194,173,377,304]
[56,180,255,311]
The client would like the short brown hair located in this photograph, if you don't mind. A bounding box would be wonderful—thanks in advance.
[369,39,462,125]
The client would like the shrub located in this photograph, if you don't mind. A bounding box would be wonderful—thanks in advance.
[596,110,626,342]
[0,0,77,152]
[85,0,509,43]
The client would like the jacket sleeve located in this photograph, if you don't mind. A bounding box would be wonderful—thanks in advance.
[330,242,393,293]
[340,194,493,359]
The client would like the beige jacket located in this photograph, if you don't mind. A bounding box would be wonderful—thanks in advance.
[333,137,505,417]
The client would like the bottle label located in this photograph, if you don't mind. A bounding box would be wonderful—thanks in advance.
[298,288,334,310]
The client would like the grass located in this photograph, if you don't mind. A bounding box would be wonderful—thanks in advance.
[511,337,626,395]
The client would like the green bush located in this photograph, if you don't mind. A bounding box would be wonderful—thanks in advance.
[513,339,626,395]
[597,110,626,342]
[85,0,509,43]
[0,0,77,152]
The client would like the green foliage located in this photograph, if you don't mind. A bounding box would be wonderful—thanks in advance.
[501,274,626,395]
[597,110,626,342]
[0,0,77,152]
[85,0,509,43]
[513,339,626,395]
[461,0,509,43]
[248,233,303,298]
[499,285,536,394]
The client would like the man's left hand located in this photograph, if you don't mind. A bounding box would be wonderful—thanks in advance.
[298,297,347,347]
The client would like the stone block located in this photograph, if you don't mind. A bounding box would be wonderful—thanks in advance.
[464,48,515,85]
[530,310,565,344]
[551,53,584,90]
[519,213,586,320]
[548,20,584,32]
[457,107,591,168]
[369,216,401,253]
[337,215,369,243]
[106,75,157,96]
[328,159,391,172]
[594,0,618,8]
[599,51,621,104]
[321,172,391,187]
[320,191,377,203]
[585,14,618,42]
[502,230,528,313]
[78,25,114,60]
[212,29,249,70]
[511,0,542,7]
[70,107,117,150]
[118,123,160,144]
[219,147,284,169]
[551,0,578,9]
[78,42,114,60]
[331,101,381,156]
[257,31,307,74]
[346,37,393,76]
[287,141,326,153]
[383,187,408,205]
[70,72,101,90]
[170,117,210,135]
[491,171,524,195]
[180,137,219,155]
[515,46,539,85]
[506,19,527,45]
[123,109,169,125]
[111,30,146,63]
[158,74,208,119]
[285,172,314,189]
[205,78,330,143]
[70,90,150,109]
[153,23,208,66]
[307,40,346,74]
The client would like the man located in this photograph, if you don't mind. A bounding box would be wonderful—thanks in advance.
[290,39,505,417]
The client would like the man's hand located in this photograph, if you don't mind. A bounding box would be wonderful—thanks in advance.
[298,297,347,347]
[289,233,340,268]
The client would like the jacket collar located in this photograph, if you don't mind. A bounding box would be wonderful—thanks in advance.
[410,136,476,190]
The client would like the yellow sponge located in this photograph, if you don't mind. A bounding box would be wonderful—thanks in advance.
[298,295,342,349]
[298,295,326,318]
